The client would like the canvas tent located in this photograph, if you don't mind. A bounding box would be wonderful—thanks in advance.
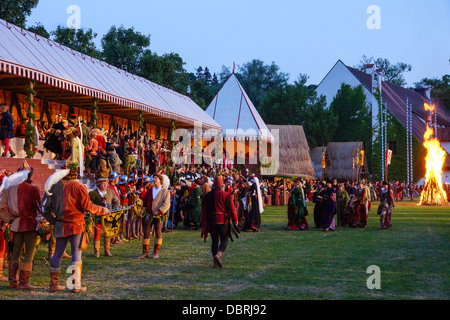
[205,73,274,142]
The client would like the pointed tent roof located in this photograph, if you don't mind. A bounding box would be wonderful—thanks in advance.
[205,73,274,142]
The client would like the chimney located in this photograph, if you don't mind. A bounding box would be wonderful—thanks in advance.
[414,87,431,100]
[365,64,375,74]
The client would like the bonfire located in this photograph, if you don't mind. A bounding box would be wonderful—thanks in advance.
[418,103,449,206]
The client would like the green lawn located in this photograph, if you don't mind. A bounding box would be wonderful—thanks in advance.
[1,199,448,300]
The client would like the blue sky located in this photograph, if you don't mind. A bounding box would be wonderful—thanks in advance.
[27,0,450,86]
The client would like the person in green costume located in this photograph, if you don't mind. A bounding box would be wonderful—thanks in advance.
[187,178,203,230]
[283,178,308,230]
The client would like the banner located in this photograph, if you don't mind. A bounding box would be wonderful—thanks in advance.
[385,149,392,167]
[102,210,125,238]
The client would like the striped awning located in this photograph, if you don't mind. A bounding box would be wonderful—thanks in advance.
[0,19,221,130]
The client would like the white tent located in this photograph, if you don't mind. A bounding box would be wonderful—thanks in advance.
[205,73,274,143]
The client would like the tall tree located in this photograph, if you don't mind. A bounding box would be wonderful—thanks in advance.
[0,0,39,28]
[52,25,101,59]
[330,83,371,142]
[139,50,188,94]
[259,74,338,148]
[101,25,150,74]
[355,55,412,86]
[27,22,50,38]
[237,59,289,109]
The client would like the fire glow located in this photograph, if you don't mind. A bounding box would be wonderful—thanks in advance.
[418,103,449,206]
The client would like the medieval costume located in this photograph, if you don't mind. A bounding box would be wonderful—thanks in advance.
[107,145,122,175]
[138,174,171,259]
[336,183,349,226]
[320,182,337,231]
[312,183,326,228]
[284,179,308,230]
[378,181,394,229]
[242,177,263,232]
[348,182,368,228]
[0,170,40,289]
[43,116,66,157]
[97,150,111,180]
[147,145,158,175]
[85,131,98,179]
[186,179,203,229]
[42,169,109,293]
[65,128,84,178]
[0,106,16,157]
[201,176,238,269]
[89,177,120,257]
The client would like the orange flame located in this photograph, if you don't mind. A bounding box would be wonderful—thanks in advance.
[424,103,435,112]
[418,120,448,206]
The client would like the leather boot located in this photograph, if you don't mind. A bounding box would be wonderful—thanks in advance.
[8,261,19,289]
[0,258,7,281]
[49,267,65,292]
[71,264,87,293]
[93,241,100,258]
[214,251,223,268]
[104,238,112,257]
[137,243,150,259]
[18,270,38,290]
[153,243,161,259]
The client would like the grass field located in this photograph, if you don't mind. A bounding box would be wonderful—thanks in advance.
[0,199,448,300]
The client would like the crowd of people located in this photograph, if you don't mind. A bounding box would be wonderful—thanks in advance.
[1,109,448,294]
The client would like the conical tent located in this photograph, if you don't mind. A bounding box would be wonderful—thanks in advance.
[206,73,274,142]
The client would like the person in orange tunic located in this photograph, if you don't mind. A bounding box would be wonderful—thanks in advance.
[42,169,110,293]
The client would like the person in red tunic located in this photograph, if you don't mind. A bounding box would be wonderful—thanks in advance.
[201,176,238,269]
[6,168,41,290]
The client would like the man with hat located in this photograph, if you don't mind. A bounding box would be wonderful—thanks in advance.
[201,176,238,269]
[138,173,171,259]
[41,169,110,293]
[89,177,120,257]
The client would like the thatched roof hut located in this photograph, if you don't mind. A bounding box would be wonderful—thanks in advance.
[263,125,315,179]
[326,141,367,180]
[310,146,329,179]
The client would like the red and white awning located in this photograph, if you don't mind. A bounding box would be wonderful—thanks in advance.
[0,19,221,130]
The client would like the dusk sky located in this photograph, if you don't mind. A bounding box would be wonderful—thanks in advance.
[27,0,450,87]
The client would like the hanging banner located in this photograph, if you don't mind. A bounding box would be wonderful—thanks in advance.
[385,149,392,167]
[102,210,125,238]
